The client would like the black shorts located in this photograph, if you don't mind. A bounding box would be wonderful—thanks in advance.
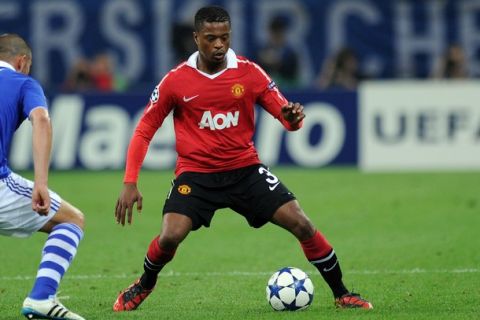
[163,164,296,230]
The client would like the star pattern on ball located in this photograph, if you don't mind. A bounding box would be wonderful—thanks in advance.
[293,278,307,295]
[267,267,314,311]
[269,283,282,299]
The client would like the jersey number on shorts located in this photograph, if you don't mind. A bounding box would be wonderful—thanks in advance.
[258,167,280,191]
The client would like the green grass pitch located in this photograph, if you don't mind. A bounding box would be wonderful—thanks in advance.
[1,168,479,319]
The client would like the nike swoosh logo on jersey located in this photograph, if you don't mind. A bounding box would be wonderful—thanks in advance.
[183,95,199,102]
[269,182,280,191]
[323,260,338,272]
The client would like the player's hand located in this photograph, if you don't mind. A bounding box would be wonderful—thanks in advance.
[115,183,143,226]
[32,183,51,216]
[281,102,305,127]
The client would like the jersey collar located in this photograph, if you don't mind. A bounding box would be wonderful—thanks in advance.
[186,48,238,79]
[0,60,15,71]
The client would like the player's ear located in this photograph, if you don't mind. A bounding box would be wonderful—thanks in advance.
[20,55,31,75]
[14,54,30,75]
[11,55,21,72]
[193,32,199,46]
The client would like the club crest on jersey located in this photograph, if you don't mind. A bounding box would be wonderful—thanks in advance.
[231,83,245,98]
[178,184,191,195]
[150,85,159,103]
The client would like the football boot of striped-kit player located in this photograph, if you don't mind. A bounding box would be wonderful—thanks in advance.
[21,296,85,320]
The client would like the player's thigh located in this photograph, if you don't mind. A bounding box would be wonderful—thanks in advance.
[0,173,59,238]
[231,165,296,228]
[163,173,223,230]
[39,199,84,233]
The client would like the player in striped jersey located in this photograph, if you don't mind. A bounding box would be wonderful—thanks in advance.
[0,34,85,320]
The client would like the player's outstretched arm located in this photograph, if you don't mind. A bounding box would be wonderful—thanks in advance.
[117,118,157,225]
[30,107,52,215]
[281,102,305,130]
[115,183,143,226]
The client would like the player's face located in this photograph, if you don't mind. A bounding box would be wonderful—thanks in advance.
[194,21,231,71]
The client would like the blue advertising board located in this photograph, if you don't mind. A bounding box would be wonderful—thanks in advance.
[9,91,358,170]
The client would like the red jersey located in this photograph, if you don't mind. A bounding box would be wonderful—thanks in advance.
[124,49,301,182]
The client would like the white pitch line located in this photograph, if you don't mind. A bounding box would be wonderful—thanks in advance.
[0,268,478,281]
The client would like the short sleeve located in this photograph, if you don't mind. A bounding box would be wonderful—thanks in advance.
[21,78,48,118]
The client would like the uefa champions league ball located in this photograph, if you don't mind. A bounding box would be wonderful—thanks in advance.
[266,267,314,311]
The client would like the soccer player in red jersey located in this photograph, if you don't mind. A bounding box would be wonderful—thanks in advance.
[113,6,372,312]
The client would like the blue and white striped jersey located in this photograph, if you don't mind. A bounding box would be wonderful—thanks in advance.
[0,60,47,178]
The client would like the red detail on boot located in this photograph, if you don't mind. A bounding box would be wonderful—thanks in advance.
[300,230,332,260]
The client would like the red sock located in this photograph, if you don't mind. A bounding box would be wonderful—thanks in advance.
[146,236,176,265]
[141,236,176,289]
[300,230,332,260]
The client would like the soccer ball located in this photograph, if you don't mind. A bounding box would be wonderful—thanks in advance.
[266,267,314,311]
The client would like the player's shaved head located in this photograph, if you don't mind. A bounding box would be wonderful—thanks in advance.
[194,6,231,31]
[0,33,31,61]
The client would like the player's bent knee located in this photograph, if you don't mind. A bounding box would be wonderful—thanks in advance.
[159,212,192,248]
[291,216,316,241]
[159,225,189,248]
[53,201,85,231]
[299,219,316,239]
[72,209,85,230]
[62,204,85,230]
[158,232,185,249]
